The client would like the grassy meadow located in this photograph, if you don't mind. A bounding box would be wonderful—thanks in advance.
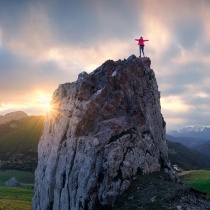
[180,170,210,197]
[0,170,34,210]
[0,170,209,209]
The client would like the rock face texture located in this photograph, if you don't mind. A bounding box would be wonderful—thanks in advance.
[33,55,176,210]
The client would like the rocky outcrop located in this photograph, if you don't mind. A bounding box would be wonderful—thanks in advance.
[5,177,22,187]
[0,111,28,125]
[166,188,210,210]
[32,55,177,210]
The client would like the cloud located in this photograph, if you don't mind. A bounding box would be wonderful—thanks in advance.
[0,2,54,60]
[0,0,210,130]
[135,0,210,130]
[47,0,141,45]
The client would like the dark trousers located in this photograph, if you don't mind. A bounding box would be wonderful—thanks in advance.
[139,45,144,57]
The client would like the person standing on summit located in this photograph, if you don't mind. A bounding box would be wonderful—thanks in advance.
[135,36,149,57]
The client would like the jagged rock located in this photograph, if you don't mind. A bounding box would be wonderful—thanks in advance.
[166,188,210,210]
[32,55,177,210]
[5,177,21,187]
[0,111,28,125]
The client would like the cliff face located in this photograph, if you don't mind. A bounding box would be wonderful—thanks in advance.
[32,55,176,210]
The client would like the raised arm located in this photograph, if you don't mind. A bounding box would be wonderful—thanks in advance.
[143,39,149,41]
[135,39,140,41]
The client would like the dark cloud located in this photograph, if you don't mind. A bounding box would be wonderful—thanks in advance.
[179,110,210,127]
[159,61,208,96]
[0,0,31,39]
[202,43,210,55]
[173,62,206,83]
[165,109,210,130]
[175,20,204,49]
[45,0,141,46]
[183,95,210,107]
[0,48,74,93]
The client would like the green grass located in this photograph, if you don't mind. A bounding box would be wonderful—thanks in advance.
[0,170,34,209]
[180,170,210,197]
[0,199,31,210]
[0,170,34,186]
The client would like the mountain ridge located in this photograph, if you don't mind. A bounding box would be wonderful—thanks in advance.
[0,111,28,125]
[166,134,208,148]
[0,115,45,171]
[167,140,210,170]
[168,125,210,140]
[195,140,210,157]
[176,125,210,133]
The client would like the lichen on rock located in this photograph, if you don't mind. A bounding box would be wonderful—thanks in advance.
[32,55,177,210]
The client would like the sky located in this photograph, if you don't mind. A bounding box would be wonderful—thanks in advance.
[0,0,210,131]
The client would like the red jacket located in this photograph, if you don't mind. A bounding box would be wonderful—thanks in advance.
[135,37,149,46]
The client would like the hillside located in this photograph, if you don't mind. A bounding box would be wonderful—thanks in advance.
[0,111,28,125]
[168,140,210,170]
[195,140,210,156]
[166,134,208,148]
[0,116,45,171]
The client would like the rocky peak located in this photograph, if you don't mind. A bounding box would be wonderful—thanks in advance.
[0,111,28,125]
[33,55,177,210]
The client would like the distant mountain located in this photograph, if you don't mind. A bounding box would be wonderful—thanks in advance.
[0,115,45,171]
[195,140,210,157]
[166,134,208,148]
[167,140,210,170]
[0,111,28,125]
[168,125,210,140]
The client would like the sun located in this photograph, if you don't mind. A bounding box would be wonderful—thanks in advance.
[35,94,52,112]
[42,102,52,111]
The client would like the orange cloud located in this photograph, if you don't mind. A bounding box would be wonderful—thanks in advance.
[0,90,52,115]
[46,39,133,73]
[161,96,193,113]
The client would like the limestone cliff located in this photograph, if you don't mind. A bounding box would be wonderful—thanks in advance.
[32,55,177,210]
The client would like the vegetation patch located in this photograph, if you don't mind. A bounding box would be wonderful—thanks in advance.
[168,141,210,170]
[109,171,186,210]
[99,170,210,209]
[0,199,31,210]
[0,116,44,171]
[0,170,34,186]
[0,170,34,209]
[180,170,210,197]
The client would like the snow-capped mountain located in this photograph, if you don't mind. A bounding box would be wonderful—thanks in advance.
[168,125,210,140]
[177,125,210,133]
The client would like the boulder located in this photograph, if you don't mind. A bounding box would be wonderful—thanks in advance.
[5,177,21,187]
